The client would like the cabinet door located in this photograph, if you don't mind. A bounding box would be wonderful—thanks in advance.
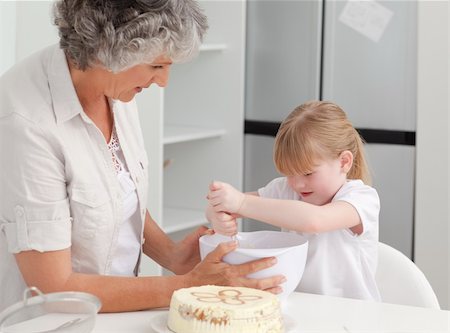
[365,144,415,258]
[322,1,417,131]
[245,0,322,122]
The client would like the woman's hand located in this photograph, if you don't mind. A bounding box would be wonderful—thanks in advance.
[170,226,213,274]
[207,181,246,215]
[205,203,238,236]
[185,240,285,294]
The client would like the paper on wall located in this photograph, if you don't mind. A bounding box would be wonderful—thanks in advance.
[339,0,393,43]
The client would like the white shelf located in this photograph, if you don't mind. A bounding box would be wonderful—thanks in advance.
[163,125,226,145]
[163,207,208,234]
[199,43,227,52]
[138,2,245,276]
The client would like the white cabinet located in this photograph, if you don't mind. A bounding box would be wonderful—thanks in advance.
[136,1,246,275]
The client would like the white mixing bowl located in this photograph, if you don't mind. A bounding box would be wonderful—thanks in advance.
[199,230,308,300]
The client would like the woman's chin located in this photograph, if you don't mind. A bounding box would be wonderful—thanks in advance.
[117,94,136,103]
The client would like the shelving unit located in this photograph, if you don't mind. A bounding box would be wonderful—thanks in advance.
[137,1,246,276]
[162,208,206,234]
[163,125,226,145]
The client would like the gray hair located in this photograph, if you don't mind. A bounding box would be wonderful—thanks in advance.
[53,0,208,72]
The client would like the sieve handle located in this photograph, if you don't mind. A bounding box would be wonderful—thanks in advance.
[23,286,45,306]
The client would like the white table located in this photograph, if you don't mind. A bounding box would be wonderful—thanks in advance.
[92,292,450,332]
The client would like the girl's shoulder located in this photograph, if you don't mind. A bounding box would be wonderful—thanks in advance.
[333,179,380,211]
[339,179,378,196]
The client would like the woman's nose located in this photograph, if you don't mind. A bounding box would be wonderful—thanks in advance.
[155,67,170,87]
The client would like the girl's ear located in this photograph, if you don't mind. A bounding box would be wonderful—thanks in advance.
[339,150,353,173]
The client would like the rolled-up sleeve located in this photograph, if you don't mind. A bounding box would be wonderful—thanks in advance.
[0,113,71,253]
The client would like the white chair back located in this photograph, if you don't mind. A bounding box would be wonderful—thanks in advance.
[376,242,440,309]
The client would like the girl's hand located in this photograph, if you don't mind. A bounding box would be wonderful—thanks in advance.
[207,181,245,214]
[205,203,238,236]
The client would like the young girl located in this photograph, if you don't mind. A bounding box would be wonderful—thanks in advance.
[206,100,381,301]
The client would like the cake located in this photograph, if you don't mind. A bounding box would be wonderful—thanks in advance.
[167,285,284,333]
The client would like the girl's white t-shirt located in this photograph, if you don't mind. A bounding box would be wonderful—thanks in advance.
[258,178,381,301]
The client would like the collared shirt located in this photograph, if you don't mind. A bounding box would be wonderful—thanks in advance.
[0,44,149,311]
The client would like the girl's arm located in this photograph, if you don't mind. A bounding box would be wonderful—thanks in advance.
[208,181,361,234]
[241,195,360,233]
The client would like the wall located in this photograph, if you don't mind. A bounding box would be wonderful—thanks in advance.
[415,1,449,310]
[0,2,16,75]
[14,1,57,61]
[0,1,57,72]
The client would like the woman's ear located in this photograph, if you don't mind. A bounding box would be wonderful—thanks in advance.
[339,150,353,173]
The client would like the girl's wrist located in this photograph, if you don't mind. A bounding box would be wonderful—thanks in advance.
[236,193,246,214]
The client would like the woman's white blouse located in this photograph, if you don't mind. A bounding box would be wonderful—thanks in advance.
[108,130,142,277]
[0,44,149,311]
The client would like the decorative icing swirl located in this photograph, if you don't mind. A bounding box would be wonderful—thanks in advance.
[191,289,262,305]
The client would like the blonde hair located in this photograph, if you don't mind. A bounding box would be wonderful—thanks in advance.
[274,100,371,185]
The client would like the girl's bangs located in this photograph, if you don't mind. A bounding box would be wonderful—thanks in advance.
[275,133,320,176]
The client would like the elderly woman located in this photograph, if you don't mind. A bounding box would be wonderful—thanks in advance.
[0,0,284,312]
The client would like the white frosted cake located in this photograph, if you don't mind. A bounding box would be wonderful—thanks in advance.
[167,285,284,333]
